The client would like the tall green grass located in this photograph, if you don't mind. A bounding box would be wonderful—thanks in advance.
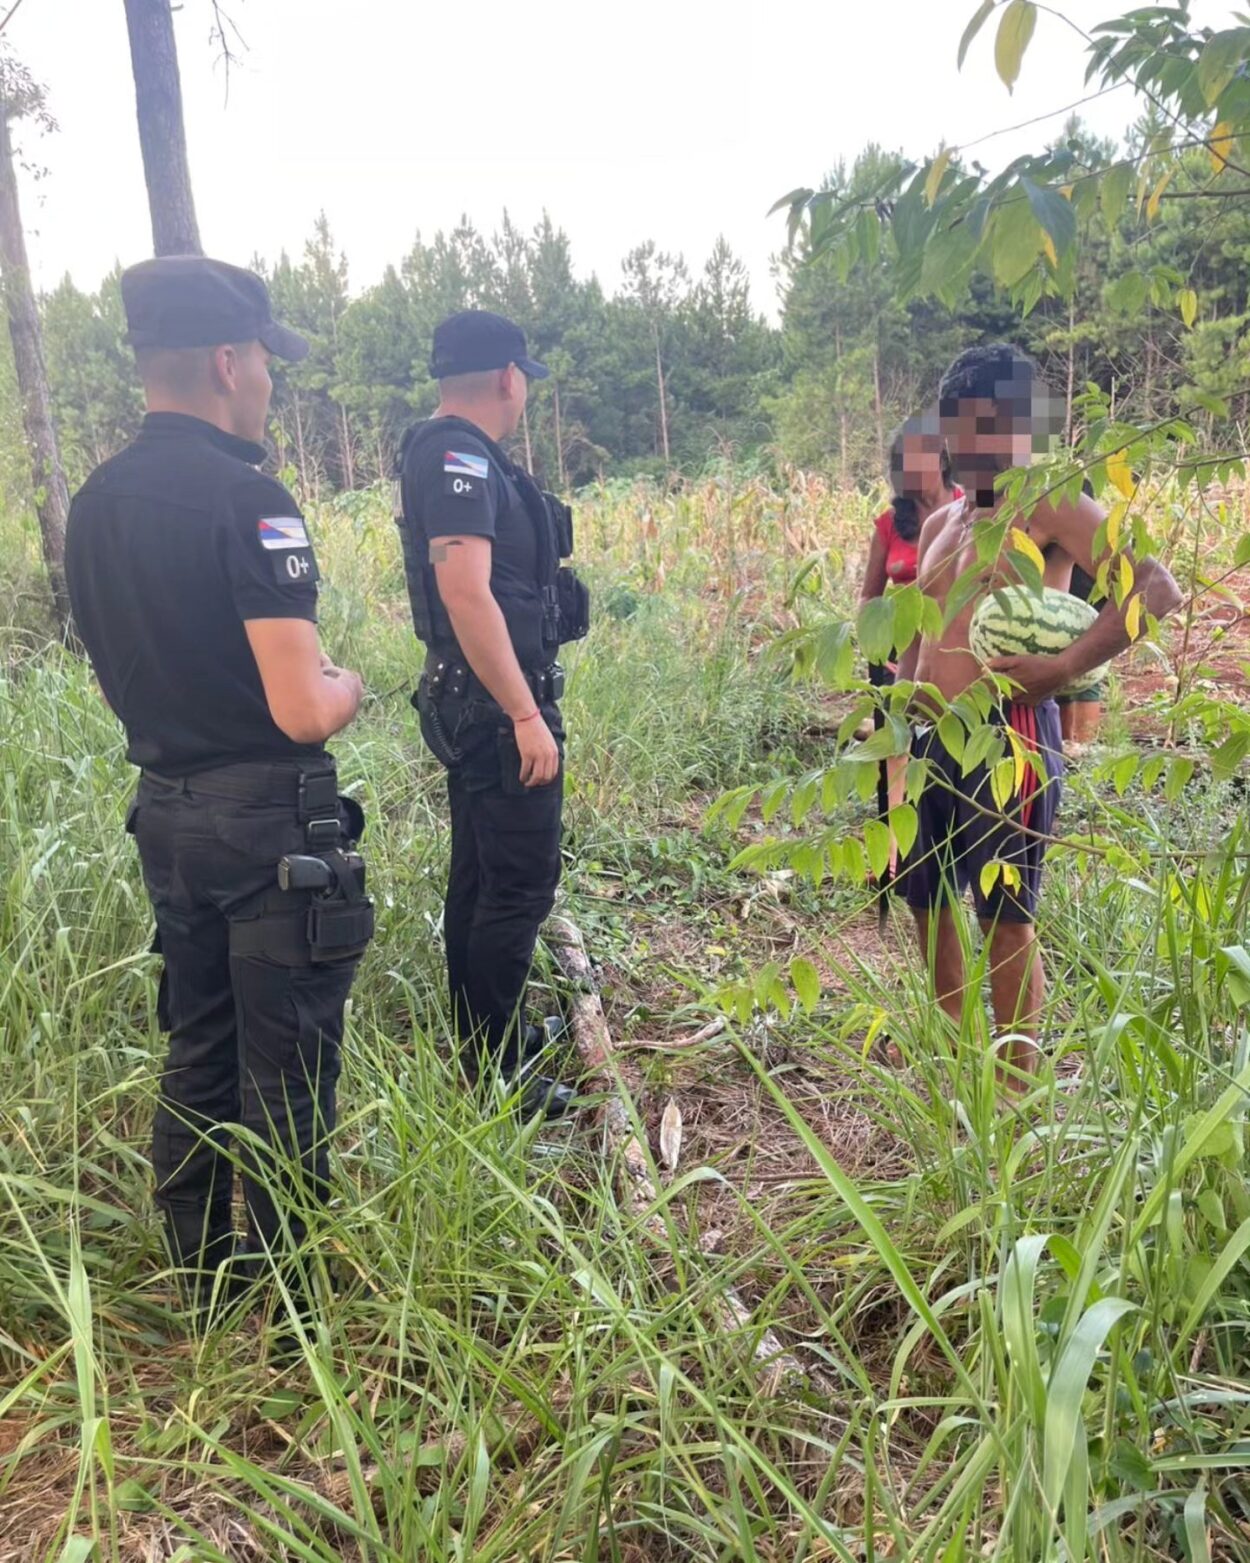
[1,477,1248,1560]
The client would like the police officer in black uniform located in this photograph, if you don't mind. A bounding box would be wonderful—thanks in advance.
[66,256,374,1309]
[395,311,589,1116]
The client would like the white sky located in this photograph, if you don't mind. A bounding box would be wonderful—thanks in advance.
[7,0,1236,322]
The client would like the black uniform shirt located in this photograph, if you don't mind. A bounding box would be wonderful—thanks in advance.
[401,420,545,668]
[66,411,324,775]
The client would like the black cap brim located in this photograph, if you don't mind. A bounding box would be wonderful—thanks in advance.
[518,356,550,380]
[258,320,310,363]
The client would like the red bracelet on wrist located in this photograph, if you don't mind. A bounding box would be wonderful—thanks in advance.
[514,708,542,725]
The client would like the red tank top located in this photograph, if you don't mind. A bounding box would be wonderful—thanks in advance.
[873,489,963,586]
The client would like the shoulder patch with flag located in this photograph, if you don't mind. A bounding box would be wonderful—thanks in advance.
[257,516,311,550]
[444,450,489,480]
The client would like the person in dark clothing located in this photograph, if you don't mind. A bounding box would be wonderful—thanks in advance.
[66,256,372,1313]
[395,311,589,1117]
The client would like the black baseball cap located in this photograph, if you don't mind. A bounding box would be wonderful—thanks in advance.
[121,255,309,362]
[429,309,549,380]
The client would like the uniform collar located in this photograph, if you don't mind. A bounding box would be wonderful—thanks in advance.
[139,411,267,466]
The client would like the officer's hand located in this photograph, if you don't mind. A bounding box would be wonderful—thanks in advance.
[515,713,560,787]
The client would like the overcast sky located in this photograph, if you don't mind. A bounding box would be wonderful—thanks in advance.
[7,0,1235,321]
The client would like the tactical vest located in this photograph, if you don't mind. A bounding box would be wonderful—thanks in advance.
[394,416,588,667]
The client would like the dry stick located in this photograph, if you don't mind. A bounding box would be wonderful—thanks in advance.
[623,1016,729,1052]
[544,914,812,1394]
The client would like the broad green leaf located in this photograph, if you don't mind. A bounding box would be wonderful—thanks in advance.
[1197,28,1250,107]
[1163,756,1194,803]
[1043,1297,1137,1509]
[1022,178,1076,258]
[957,0,996,69]
[1211,729,1250,782]
[937,713,965,763]
[864,819,892,879]
[1179,287,1198,328]
[1232,532,1250,568]
[961,720,1002,777]
[59,1543,95,1563]
[815,619,855,688]
[857,594,896,664]
[891,584,924,658]
[991,758,1016,810]
[889,802,918,859]
[1100,161,1134,228]
[992,201,1044,287]
[1113,754,1138,795]
[995,0,1037,91]
[979,860,1002,898]
[790,956,821,1013]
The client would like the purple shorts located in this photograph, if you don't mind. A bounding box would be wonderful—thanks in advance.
[898,700,1063,925]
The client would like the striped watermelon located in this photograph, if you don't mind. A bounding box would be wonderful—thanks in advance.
[970,586,1108,697]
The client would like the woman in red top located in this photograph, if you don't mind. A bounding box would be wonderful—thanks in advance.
[859,417,961,880]
[860,417,960,606]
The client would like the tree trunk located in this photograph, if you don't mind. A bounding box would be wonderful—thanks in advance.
[653,322,670,465]
[338,402,355,490]
[0,96,74,639]
[521,402,534,472]
[553,378,566,490]
[122,0,202,256]
[292,389,310,496]
[1065,296,1076,445]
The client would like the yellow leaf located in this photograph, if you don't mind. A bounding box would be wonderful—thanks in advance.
[1210,119,1233,171]
[1002,862,1022,890]
[1010,526,1046,575]
[1106,449,1135,498]
[1011,731,1027,795]
[1042,232,1058,267]
[1119,553,1135,602]
[979,861,1002,898]
[991,758,1016,811]
[1179,287,1198,329]
[1059,184,1074,200]
[1106,500,1126,551]
[1146,169,1173,221]
[925,145,952,208]
[1126,593,1143,641]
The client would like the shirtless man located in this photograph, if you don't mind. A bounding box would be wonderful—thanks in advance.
[895,344,1181,1080]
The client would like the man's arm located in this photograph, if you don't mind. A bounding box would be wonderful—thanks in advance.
[245,619,363,743]
[432,536,559,787]
[992,493,1182,703]
[894,508,946,685]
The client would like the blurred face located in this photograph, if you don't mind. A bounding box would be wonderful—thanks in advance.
[499,362,529,438]
[899,434,947,499]
[940,397,1035,506]
[216,340,274,443]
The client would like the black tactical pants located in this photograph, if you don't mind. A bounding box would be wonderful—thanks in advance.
[128,763,363,1295]
[422,700,564,1074]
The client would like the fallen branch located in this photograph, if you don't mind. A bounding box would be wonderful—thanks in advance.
[544,914,810,1394]
[620,1016,728,1052]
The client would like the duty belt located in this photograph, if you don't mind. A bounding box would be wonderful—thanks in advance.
[142,758,343,852]
[422,655,564,707]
